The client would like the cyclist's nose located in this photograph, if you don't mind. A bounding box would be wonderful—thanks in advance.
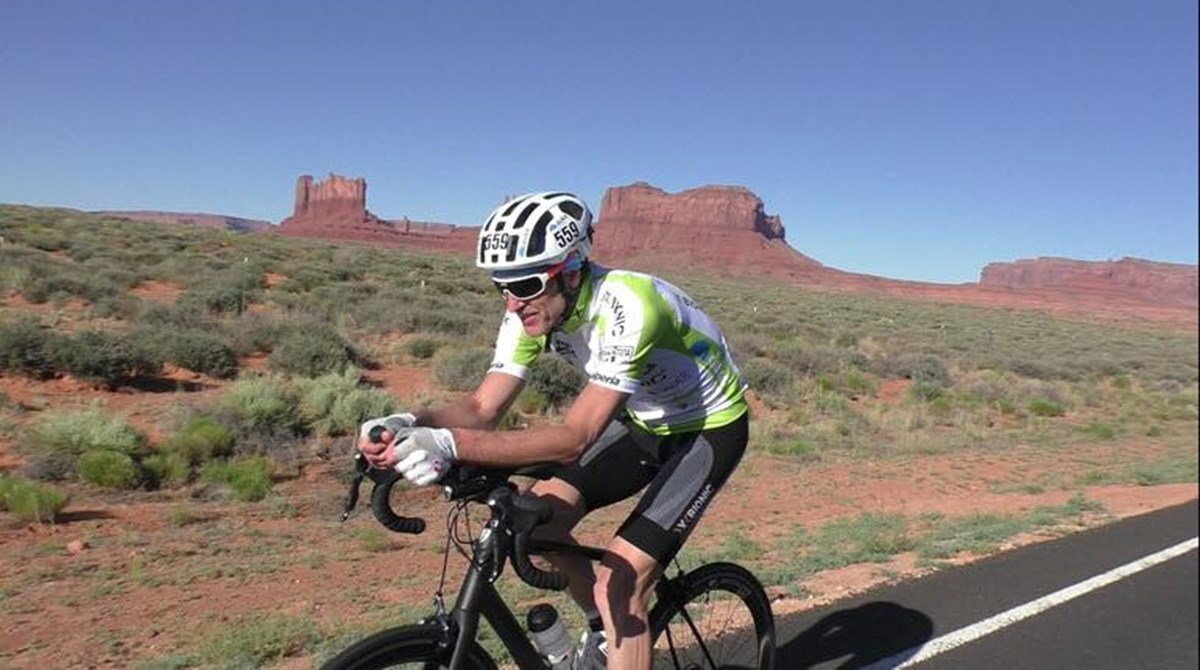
[505,294,528,311]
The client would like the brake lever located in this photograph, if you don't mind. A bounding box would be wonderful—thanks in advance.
[341,452,370,522]
[342,425,392,522]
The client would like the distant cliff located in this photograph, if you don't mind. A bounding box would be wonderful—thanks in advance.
[980,257,1199,308]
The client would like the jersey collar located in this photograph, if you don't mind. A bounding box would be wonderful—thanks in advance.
[560,263,600,332]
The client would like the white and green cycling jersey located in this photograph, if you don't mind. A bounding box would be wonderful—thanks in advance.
[488,264,747,435]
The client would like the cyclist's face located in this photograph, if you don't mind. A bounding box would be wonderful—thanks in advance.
[504,272,573,337]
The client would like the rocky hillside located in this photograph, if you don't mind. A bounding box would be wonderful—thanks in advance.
[95,211,272,232]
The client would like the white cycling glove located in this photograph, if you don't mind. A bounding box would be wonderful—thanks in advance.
[358,413,417,443]
[391,427,458,486]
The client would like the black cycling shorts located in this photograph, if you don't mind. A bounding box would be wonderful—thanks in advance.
[553,411,748,566]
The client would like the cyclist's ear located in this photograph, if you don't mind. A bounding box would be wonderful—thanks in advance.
[562,269,584,291]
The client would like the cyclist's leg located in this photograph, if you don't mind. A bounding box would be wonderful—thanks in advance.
[595,537,660,669]
[599,412,749,668]
[530,419,660,619]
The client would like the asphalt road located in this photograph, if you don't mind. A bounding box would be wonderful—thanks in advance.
[774,499,1199,669]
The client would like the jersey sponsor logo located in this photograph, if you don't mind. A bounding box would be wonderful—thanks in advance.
[600,290,627,336]
[481,232,516,253]
[673,483,714,533]
[599,345,633,363]
[589,372,623,387]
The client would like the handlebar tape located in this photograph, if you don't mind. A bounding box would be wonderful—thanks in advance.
[512,532,569,590]
[509,493,568,590]
[369,473,426,535]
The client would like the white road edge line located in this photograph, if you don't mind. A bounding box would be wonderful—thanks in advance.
[862,536,1200,669]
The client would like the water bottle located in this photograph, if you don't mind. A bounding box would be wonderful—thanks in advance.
[526,603,574,669]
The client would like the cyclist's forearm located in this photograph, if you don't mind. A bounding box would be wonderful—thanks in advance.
[451,423,587,467]
[414,396,497,430]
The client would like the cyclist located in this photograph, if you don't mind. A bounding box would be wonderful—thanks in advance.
[358,191,749,670]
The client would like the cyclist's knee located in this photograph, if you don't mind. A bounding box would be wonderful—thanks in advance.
[594,540,659,619]
[530,478,585,539]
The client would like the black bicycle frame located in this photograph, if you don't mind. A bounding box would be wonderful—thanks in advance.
[442,525,607,670]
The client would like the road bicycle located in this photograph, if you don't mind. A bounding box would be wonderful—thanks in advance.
[321,447,776,669]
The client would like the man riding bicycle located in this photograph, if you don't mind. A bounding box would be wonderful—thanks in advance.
[358,191,749,669]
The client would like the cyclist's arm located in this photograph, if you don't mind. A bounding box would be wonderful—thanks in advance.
[414,371,525,430]
[450,382,628,466]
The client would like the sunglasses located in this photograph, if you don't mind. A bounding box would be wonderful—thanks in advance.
[492,262,566,301]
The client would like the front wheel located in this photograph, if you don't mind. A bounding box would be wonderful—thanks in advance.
[321,622,498,670]
[649,562,776,669]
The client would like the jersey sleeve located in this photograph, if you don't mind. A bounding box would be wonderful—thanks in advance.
[488,312,542,380]
[588,282,662,394]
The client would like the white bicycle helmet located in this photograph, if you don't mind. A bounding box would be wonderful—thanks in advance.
[476,192,593,273]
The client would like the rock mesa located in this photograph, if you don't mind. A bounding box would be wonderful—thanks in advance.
[592,182,820,272]
[980,257,1198,308]
[278,174,475,251]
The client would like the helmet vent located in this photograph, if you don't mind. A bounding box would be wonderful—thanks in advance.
[560,200,583,220]
[510,199,540,231]
[526,211,554,256]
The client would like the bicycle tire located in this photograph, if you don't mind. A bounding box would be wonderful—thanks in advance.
[321,622,499,670]
[648,562,776,670]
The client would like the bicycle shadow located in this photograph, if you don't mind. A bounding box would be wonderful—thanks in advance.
[777,601,933,669]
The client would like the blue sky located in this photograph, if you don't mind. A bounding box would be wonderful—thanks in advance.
[2,1,1196,284]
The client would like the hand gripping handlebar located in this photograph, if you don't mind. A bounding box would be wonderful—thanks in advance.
[345,426,567,590]
[339,426,426,534]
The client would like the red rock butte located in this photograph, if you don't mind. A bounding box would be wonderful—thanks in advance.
[278,174,476,253]
[274,174,1198,328]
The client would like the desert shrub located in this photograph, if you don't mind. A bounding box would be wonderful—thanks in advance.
[434,347,493,392]
[515,388,551,415]
[817,368,879,398]
[298,368,395,437]
[1079,421,1118,440]
[909,380,947,402]
[77,450,143,490]
[159,331,239,378]
[0,473,70,523]
[406,336,442,360]
[22,406,146,480]
[22,273,119,305]
[1028,398,1066,417]
[139,303,218,331]
[217,375,305,439]
[741,358,794,400]
[412,309,488,338]
[529,355,586,409]
[200,457,274,502]
[773,342,851,377]
[0,317,57,378]
[161,416,236,465]
[46,330,161,388]
[143,451,191,488]
[268,325,356,377]
[873,352,950,386]
[177,285,253,316]
[227,311,288,356]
